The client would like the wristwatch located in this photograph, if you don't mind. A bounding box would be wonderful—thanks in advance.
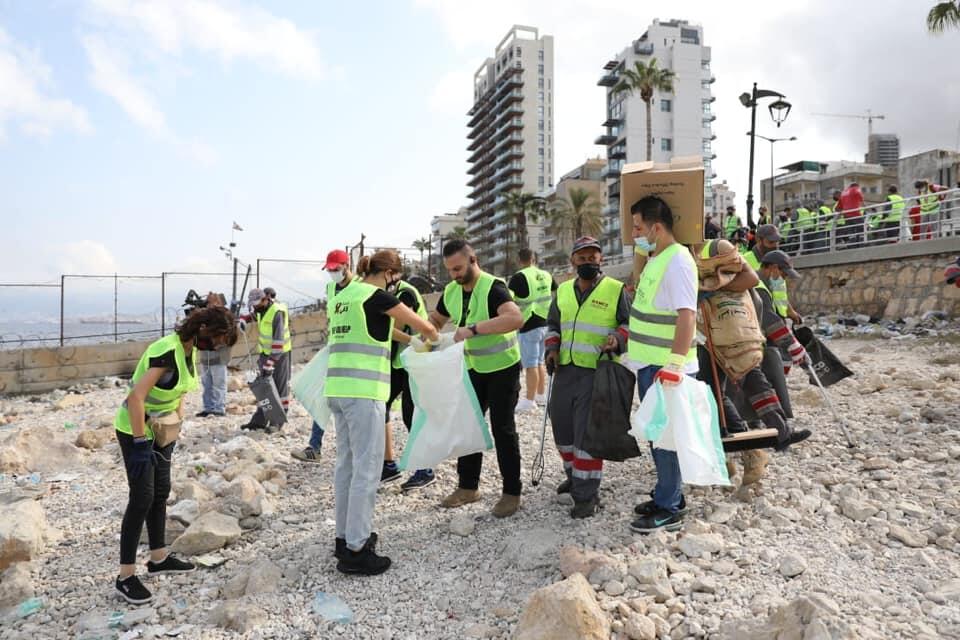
[468,324,479,336]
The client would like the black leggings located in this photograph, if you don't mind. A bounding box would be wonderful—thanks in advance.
[386,366,415,431]
[117,431,175,565]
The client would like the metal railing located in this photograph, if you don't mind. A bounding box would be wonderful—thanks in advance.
[781,187,960,256]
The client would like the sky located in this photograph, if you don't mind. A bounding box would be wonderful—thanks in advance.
[2,0,959,316]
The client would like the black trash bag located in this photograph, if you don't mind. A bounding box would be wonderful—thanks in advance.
[582,356,641,461]
[248,374,288,427]
[794,326,854,388]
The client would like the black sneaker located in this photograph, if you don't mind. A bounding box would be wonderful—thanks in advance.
[195,411,210,418]
[240,421,266,431]
[570,497,600,519]
[334,532,378,560]
[336,546,391,576]
[556,478,572,495]
[209,411,226,418]
[115,575,153,604]
[400,470,435,492]
[380,462,402,485]
[634,493,688,516]
[145,554,196,576]
[630,508,684,534]
[775,428,812,452]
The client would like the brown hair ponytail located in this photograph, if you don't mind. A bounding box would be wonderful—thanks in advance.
[355,250,402,277]
[176,306,238,346]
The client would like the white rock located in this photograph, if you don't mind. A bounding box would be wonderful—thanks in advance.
[888,524,928,548]
[778,553,807,578]
[0,500,50,570]
[168,500,200,526]
[677,534,724,559]
[449,514,476,537]
[495,527,561,571]
[170,511,241,555]
[624,614,657,640]
[513,573,610,640]
[603,580,625,596]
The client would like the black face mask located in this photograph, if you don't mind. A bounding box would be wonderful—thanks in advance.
[385,277,400,294]
[577,263,601,281]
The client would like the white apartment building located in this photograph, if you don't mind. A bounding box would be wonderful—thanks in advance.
[595,19,715,255]
[710,180,735,219]
[465,25,555,273]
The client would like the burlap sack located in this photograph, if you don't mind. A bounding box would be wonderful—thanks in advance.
[700,291,764,380]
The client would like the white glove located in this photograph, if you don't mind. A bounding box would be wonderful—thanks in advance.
[409,336,430,353]
[435,333,456,352]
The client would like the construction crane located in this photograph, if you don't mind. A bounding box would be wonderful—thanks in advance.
[811,110,887,137]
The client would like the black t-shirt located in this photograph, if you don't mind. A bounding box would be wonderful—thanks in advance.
[436,280,513,327]
[390,288,421,361]
[508,271,558,333]
[147,349,195,390]
[363,289,402,342]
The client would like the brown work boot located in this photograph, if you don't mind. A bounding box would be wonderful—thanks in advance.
[741,449,770,486]
[491,493,521,518]
[440,488,481,509]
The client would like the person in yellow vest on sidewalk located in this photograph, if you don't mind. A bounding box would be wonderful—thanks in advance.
[509,248,557,413]
[430,240,525,518]
[915,179,944,240]
[543,236,629,518]
[381,277,436,492]
[241,287,292,433]
[884,185,905,242]
[794,203,815,254]
[326,250,439,576]
[625,196,699,534]
[113,307,237,604]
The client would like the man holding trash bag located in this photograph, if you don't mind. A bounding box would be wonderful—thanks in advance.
[626,196,699,534]
[430,240,525,518]
[241,287,292,433]
[544,236,630,518]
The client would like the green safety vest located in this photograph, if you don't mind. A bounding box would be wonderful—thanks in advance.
[724,215,740,237]
[763,277,790,318]
[115,333,198,438]
[257,302,292,355]
[886,194,905,223]
[442,271,521,373]
[818,206,835,231]
[556,275,624,369]
[325,280,394,402]
[920,191,940,217]
[628,243,698,366]
[796,207,815,231]
[514,266,553,324]
[392,280,428,369]
[779,217,793,235]
[866,206,884,229]
[743,248,761,272]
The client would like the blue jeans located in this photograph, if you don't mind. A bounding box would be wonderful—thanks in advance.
[518,326,547,368]
[309,420,324,452]
[200,363,227,414]
[637,365,683,514]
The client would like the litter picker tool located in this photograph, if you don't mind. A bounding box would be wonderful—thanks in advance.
[805,354,855,448]
[530,373,554,488]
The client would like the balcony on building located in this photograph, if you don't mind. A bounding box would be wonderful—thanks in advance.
[600,163,622,180]
[597,71,619,87]
[602,116,624,128]
[634,41,654,55]
[594,133,617,145]
[602,202,619,217]
[608,144,626,160]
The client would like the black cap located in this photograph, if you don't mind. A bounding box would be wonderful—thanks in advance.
[761,250,800,279]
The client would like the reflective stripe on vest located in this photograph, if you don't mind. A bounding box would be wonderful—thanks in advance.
[258,302,292,355]
[556,276,624,369]
[325,280,394,401]
[392,280,428,369]
[627,243,697,366]
[514,266,553,323]
[886,194,905,222]
[115,333,198,438]
[442,271,521,373]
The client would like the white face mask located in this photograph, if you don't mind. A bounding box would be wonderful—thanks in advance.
[328,268,345,284]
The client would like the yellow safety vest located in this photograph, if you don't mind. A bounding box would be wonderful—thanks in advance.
[628,243,697,366]
[556,276,624,369]
[442,272,521,373]
[325,280,394,402]
[257,302,292,355]
[392,280,428,369]
[886,194,905,223]
[514,266,553,323]
[920,191,940,217]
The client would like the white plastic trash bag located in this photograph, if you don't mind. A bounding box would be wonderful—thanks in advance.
[291,346,332,429]
[629,377,730,486]
[399,341,493,471]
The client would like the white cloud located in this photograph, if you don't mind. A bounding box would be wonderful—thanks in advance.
[0,27,92,140]
[428,69,473,115]
[51,240,119,275]
[86,0,325,79]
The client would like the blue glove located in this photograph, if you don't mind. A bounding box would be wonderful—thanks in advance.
[127,438,154,480]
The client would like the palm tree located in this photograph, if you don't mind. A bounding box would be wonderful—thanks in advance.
[412,237,431,273]
[550,187,603,246]
[501,191,546,272]
[613,59,675,161]
[928,1,960,32]
[446,226,469,242]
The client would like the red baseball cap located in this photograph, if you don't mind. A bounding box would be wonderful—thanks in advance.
[324,249,349,270]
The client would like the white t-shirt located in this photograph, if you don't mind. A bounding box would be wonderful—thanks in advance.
[624,249,700,375]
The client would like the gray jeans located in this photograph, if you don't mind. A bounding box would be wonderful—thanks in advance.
[329,397,386,552]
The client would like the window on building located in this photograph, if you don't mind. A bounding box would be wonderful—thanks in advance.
[538,147,544,157]
[702,141,712,153]
[538,133,544,144]
[538,91,544,102]
[538,50,544,60]
[516,46,522,57]
[701,60,710,70]
[538,77,544,88]
[539,176,545,189]
[701,80,711,89]
[661,138,673,151]
[538,64,544,75]
[538,119,544,131]
[660,99,672,112]
[538,161,545,172]
[702,101,711,114]
[537,105,544,118]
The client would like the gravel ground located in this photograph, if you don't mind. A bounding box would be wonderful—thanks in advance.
[1,336,959,639]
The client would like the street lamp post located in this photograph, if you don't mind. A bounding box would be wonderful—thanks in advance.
[750,133,798,218]
[740,83,792,227]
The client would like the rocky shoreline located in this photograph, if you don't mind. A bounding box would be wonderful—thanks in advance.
[1,336,959,639]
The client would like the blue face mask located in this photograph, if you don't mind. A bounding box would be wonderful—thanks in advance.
[635,237,656,253]
[769,277,786,291]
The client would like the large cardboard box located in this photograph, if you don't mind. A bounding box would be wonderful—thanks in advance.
[619,156,705,246]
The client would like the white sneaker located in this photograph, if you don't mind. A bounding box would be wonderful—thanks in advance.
[534,394,547,406]
[516,398,537,413]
